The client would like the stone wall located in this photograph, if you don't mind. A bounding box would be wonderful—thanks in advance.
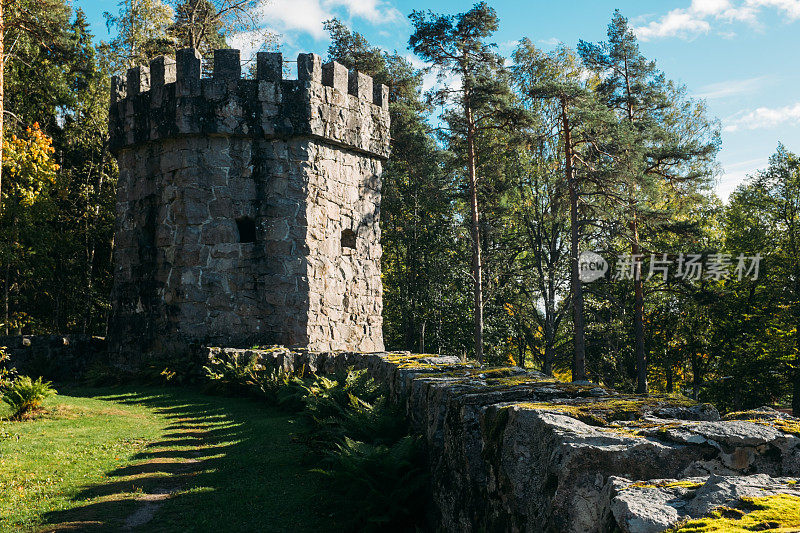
[0,335,107,382]
[203,347,800,532]
[108,50,389,366]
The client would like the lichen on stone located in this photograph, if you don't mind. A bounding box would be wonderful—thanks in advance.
[723,407,800,436]
[757,418,800,436]
[669,493,800,532]
[515,395,699,427]
[623,479,704,491]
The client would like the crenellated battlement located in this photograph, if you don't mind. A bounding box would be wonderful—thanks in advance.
[109,49,390,159]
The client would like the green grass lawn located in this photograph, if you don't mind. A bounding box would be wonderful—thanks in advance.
[0,386,329,532]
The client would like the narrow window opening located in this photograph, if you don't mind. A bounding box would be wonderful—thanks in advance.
[341,229,357,251]
[236,217,257,243]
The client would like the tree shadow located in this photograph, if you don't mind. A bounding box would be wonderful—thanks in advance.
[39,387,327,532]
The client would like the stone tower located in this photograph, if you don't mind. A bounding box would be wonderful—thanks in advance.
[107,49,389,364]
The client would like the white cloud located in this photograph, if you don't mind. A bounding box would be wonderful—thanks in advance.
[693,76,767,99]
[719,5,759,21]
[717,158,763,199]
[257,0,332,40]
[691,0,733,16]
[253,0,400,42]
[747,0,800,18]
[327,0,401,24]
[724,101,800,131]
[498,40,520,53]
[538,37,560,47]
[636,9,711,40]
[634,0,799,41]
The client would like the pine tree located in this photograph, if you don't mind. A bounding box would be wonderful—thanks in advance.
[323,20,464,356]
[512,39,614,379]
[578,11,718,392]
[104,0,175,70]
[409,3,528,363]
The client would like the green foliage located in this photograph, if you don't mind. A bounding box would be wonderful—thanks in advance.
[104,0,176,69]
[1,1,118,337]
[203,350,298,403]
[314,436,430,533]
[292,370,407,453]
[1,376,57,420]
[283,368,428,531]
[0,347,17,391]
[169,0,228,52]
[202,356,430,531]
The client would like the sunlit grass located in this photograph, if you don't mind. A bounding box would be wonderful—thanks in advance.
[0,387,328,532]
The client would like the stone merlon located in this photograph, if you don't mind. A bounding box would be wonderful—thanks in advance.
[109,49,391,159]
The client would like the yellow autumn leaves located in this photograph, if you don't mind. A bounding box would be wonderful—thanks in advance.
[3,123,59,207]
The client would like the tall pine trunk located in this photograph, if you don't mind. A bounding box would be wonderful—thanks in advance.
[631,211,647,393]
[621,51,649,393]
[543,270,556,375]
[561,99,586,381]
[3,262,8,335]
[0,0,4,212]
[466,104,484,364]
[691,351,701,401]
[794,316,800,415]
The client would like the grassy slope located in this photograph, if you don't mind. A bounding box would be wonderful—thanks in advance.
[0,387,328,532]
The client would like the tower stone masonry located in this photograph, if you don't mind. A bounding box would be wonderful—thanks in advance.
[107,49,390,365]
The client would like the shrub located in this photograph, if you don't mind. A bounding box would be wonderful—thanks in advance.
[290,369,429,531]
[296,369,382,420]
[204,359,432,531]
[204,350,300,403]
[315,436,430,532]
[146,351,206,386]
[0,347,17,391]
[2,376,57,420]
[297,385,407,453]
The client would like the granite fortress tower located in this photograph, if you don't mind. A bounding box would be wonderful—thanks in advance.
[107,49,389,363]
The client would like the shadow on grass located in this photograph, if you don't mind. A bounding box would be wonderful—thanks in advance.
[40,387,328,533]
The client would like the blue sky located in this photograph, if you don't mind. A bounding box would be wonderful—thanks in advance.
[78,0,800,200]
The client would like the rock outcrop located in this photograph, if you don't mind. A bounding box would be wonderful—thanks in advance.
[608,474,800,533]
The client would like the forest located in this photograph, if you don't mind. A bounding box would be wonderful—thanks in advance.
[0,0,797,414]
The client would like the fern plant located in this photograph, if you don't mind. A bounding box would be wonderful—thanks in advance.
[298,391,408,453]
[2,376,57,420]
[289,369,405,452]
[204,350,302,405]
[315,436,430,532]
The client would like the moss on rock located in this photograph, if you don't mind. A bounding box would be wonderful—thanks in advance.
[623,479,704,491]
[670,494,800,532]
[515,396,699,427]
